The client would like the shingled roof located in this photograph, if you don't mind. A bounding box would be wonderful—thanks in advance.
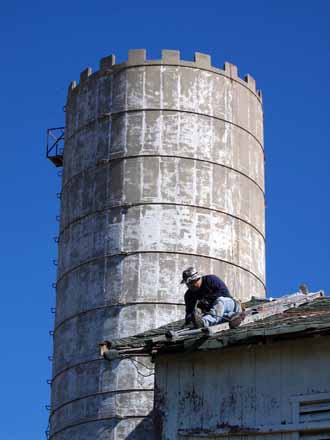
[100,293,329,361]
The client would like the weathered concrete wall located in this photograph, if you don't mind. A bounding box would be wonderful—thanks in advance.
[49,49,265,439]
[155,336,330,439]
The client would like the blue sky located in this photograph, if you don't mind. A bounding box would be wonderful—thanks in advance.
[0,1,329,438]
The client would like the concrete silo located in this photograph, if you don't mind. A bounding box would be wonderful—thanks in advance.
[48,49,265,439]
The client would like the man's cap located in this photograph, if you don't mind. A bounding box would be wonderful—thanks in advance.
[181,267,201,285]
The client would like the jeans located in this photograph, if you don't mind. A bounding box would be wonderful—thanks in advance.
[202,296,238,327]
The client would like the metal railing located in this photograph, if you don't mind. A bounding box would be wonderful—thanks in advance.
[46,127,65,167]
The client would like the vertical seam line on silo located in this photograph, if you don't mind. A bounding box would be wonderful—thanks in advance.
[138,67,146,302]
[157,66,163,323]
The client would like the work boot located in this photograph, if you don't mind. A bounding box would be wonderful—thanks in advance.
[180,321,195,330]
[229,312,246,329]
[192,308,204,328]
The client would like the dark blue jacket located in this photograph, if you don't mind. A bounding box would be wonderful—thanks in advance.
[184,275,232,323]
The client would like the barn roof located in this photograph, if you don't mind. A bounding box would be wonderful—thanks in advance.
[100,293,330,361]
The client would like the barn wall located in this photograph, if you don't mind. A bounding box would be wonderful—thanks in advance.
[154,336,330,439]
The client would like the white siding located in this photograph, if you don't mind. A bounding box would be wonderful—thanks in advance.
[155,336,330,439]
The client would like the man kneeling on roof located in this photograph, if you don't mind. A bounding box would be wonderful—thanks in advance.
[181,267,245,329]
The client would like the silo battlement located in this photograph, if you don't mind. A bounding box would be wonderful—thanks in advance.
[49,49,265,439]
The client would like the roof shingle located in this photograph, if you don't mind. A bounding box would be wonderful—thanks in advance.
[100,294,329,360]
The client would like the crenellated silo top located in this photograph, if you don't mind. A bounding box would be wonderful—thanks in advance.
[65,49,264,151]
[67,49,262,102]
